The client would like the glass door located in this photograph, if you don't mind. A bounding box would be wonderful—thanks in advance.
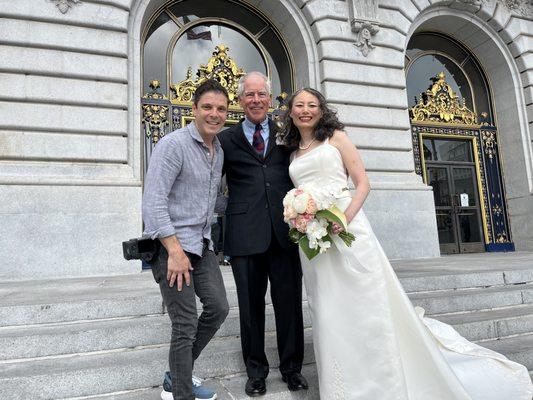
[424,138,484,254]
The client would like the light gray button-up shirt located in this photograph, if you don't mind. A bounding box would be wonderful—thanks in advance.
[142,122,225,256]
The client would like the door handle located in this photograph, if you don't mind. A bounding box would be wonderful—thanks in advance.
[451,194,460,213]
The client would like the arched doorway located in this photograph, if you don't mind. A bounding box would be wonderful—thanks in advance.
[406,32,514,254]
[140,0,294,171]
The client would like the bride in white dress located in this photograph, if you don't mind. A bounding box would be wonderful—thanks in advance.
[281,88,533,400]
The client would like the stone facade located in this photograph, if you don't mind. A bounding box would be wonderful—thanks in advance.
[1,0,532,279]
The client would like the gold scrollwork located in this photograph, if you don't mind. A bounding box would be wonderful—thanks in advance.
[481,130,496,162]
[479,111,491,126]
[142,80,169,144]
[170,45,245,105]
[409,72,478,126]
[496,232,509,243]
[275,92,289,112]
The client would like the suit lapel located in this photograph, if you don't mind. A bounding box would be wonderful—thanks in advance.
[230,123,265,163]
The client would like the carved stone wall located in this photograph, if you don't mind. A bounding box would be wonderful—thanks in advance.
[1,0,533,278]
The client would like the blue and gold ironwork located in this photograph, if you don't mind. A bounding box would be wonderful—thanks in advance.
[141,45,288,173]
[142,80,169,144]
[410,72,478,126]
[410,73,514,252]
[170,45,245,106]
[481,125,512,250]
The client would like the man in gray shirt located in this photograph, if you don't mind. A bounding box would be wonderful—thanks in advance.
[142,80,230,400]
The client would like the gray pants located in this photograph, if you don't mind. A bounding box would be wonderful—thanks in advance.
[151,243,229,400]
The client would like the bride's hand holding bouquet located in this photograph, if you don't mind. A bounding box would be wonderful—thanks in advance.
[282,183,355,260]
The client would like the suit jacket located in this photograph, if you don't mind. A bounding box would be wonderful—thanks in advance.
[219,119,295,256]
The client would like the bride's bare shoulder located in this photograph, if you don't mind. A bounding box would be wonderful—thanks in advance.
[329,130,351,148]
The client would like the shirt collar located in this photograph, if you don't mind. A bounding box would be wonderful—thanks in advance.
[243,116,269,132]
[188,121,221,149]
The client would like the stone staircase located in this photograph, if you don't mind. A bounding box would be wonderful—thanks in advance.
[1,252,532,399]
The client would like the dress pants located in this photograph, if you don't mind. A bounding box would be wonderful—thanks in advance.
[231,234,304,378]
[151,242,229,400]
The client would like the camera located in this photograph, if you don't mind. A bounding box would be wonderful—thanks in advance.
[122,237,158,262]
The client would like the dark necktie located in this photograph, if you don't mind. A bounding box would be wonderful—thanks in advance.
[252,123,265,156]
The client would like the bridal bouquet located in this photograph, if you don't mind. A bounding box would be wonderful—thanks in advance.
[283,183,355,260]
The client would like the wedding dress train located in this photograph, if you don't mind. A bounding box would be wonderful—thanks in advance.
[288,139,532,400]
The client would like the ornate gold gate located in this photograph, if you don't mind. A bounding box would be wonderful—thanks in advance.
[410,73,513,254]
[141,45,287,171]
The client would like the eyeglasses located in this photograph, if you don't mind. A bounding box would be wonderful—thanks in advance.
[243,91,270,99]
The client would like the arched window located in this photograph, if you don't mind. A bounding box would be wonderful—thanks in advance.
[142,0,293,98]
[406,33,493,124]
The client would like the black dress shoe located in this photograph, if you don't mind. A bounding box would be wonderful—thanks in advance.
[245,377,266,397]
[282,372,309,391]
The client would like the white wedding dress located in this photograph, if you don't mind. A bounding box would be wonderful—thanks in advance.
[289,139,533,400]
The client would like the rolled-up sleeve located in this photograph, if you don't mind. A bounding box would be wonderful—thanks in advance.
[142,137,183,239]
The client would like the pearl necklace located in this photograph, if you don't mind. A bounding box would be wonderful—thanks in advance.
[298,138,316,150]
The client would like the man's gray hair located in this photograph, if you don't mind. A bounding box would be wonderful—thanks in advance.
[236,71,272,98]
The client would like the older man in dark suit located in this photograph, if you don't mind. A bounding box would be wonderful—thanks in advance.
[218,72,307,397]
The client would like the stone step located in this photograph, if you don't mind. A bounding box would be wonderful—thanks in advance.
[397,267,533,293]
[61,363,320,400]
[0,329,315,400]
[4,265,533,327]
[408,282,533,315]
[393,254,533,296]
[480,333,533,371]
[6,299,533,361]
[0,269,307,327]
[433,304,533,341]
[215,363,320,400]
[56,354,533,400]
[0,273,164,327]
[0,268,238,326]
[6,289,533,361]
[61,387,163,400]
[3,272,533,360]
[0,304,313,360]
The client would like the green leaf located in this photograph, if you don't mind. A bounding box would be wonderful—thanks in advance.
[299,235,320,260]
[316,205,348,230]
[288,228,303,243]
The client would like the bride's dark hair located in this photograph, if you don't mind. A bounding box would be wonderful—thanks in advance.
[279,87,344,148]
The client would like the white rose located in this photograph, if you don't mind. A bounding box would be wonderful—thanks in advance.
[283,190,296,208]
[293,193,310,214]
[283,206,298,221]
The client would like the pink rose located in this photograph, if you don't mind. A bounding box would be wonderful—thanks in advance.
[295,214,314,233]
[331,222,344,235]
[305,198,318,214]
